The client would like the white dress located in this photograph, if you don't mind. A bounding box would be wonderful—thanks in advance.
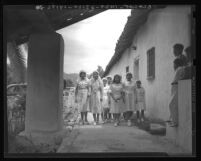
[102,85,110,109]
[76,79,90,112]
[90,78,103,114]
[136,87,146,111]
[109,83,124,114]
[123,80,136,112]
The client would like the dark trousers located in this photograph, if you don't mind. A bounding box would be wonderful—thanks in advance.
[103,108,111,120]
[123,111,133,121]
[136,110,144,119]
[81,112,88,121]
[93,113,104,122]
[93,113,99,122]
[113,113,121,123]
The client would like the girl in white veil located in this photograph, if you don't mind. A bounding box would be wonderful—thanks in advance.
[89,71,104,125]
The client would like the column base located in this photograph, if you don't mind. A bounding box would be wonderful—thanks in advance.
[18,129,71,152]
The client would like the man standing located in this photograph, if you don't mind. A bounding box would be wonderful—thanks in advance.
[182,46,195,80]
[173,43,187,66]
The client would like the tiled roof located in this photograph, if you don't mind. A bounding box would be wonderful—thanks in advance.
[103,8,153,77]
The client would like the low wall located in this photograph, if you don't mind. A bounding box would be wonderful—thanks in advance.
[166,79,192,154]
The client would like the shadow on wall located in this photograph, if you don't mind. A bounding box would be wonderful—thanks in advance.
[146,92,159,119]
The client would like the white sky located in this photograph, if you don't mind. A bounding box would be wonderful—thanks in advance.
[57,9,131,74]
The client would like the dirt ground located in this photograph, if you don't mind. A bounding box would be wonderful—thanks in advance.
[58,113,189,156]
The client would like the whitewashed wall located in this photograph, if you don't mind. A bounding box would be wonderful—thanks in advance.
[109,48,130,82]
[107,5,191,120]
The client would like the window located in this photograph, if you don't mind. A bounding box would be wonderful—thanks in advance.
[126,66,129,73]
[147,47,155,79]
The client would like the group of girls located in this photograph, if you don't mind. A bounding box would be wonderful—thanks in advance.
[75,70,146,127]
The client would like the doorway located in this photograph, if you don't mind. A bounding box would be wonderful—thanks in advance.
[134,58,139,81]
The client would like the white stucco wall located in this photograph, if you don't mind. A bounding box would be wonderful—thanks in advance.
[109,48,130,82]
[107,5,191,120]
[166,79,192,153]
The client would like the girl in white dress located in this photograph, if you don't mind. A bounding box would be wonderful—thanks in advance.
[135,80,146,123]
[90,71,104,125]
[75,70,91,125]
[123,73,136,126]
[102,78,110,123]
[109,74,125,127]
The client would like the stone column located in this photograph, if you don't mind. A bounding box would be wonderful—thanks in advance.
[25,33,64,133]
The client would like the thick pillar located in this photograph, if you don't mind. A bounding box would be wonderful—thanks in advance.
[25,33,64,133]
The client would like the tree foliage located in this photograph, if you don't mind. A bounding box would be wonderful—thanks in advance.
[97,65,104,78]
[7,42,27,84]
[7,64,14,85]
[66,79,74,87]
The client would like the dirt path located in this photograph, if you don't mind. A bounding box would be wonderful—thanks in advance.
[58,121,187,155]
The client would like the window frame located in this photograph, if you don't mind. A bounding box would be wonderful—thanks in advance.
[147,47,155,80]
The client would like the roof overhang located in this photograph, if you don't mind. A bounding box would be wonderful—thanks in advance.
[4,5,107,45]
[103,6,167,77]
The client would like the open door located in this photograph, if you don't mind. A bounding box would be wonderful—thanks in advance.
[134,58,139,81]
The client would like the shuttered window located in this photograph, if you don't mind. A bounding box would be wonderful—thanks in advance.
[147,47,155,79]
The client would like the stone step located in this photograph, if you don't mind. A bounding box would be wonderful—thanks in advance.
[149,123,166,135]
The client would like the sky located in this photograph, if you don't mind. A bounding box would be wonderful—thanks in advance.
[57,9,131,74]
[7,9,131,74]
